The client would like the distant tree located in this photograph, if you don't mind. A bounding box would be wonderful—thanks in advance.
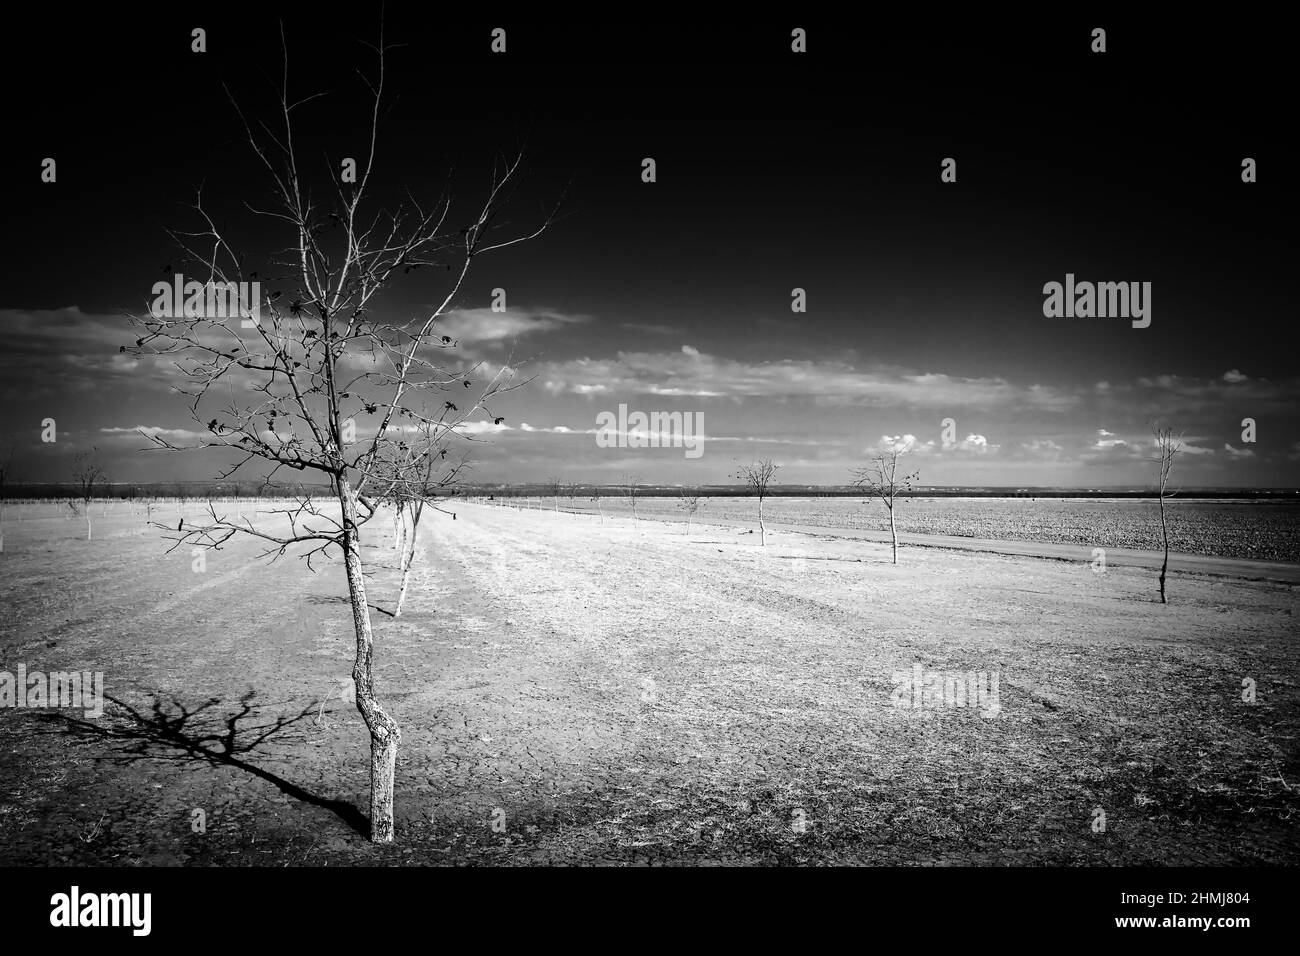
[545,475,563,514]
[72,447,107,541]
[734,459,779,546]
[592,485,605,524]
[851,438,918,564]
[621,473,641,524]
[387,419,472,618]
[679,493,702,534]
[1151,424,1183,604]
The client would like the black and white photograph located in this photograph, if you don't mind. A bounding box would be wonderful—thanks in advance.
[0,6,1293,940]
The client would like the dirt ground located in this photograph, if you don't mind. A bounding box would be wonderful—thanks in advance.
[1,500,1297,865]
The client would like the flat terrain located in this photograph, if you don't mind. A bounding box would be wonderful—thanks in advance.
[1,500,1297,865]
[544,495,1300,563]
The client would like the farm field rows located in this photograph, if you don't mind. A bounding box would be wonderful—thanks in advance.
[1,501,1297,865]
[513,495,1300,564]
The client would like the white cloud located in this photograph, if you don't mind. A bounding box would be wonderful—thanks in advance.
[532,348,1077,411]
[1091,428,1130,451]
[100,425,207,444]
[871,434,935,455]
[457,420,512,435]
[517,422,597,436]
[432,307,589,346]
[942,433,995,453]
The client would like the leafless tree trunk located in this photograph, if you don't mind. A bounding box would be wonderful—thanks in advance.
[339,479,399,841]
[393,496,426,618]
[1158,494,1168,599]
[734,460,778,546]
[394,515,415,616]
[389,429,468,619]
[72,448,105,542]
[678,493,700,534]
[621,474,640,525]
[888,504,898,560]
[125,20,553,844]
[851,439,918,565]
[1152,425,1182,604]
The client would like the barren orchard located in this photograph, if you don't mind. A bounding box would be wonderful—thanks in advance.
[0,499,1297,864]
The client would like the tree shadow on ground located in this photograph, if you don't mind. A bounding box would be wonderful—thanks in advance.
[45,690,369,836]
[307,593,395,616]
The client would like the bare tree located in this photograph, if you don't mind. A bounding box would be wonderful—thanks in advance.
[734,459,779,546]
[72,447,107,541]
[387,420,472,618]
[621,473,640,524]
[1151,424,1182,604]
[389,480,407,556]
[678,493,702,534]
[125,25,554,843]
[851,439,918,564]
[545,474,563,514]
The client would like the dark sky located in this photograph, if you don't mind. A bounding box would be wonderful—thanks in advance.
[2,8,1296,486]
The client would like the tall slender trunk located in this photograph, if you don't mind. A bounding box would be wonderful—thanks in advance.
[889,506,898,564]
[86,508,92,542]
[687,512,692,534]
[1158,493,1168,604]
[339,479,400,842]
[394,502,421,618]
[758,497,766,546]
[394,547,412,618]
